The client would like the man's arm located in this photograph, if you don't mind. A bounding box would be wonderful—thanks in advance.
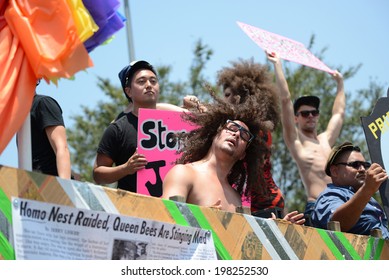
[162,164,192,201]
[266,52,299,153]
[324,71,345,146]
[93,148,147,185]
[331,163,388,231]
[156,103,188,112]
[45,125,71,179]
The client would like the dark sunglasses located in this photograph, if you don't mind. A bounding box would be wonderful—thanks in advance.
[334,161,371,170]
[296,110,320,118]
[225,120,255,143]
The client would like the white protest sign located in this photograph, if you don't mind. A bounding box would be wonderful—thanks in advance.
[237,21,334,73]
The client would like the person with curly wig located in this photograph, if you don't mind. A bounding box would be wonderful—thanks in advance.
[162,92,269,212]
[216,58,284,218]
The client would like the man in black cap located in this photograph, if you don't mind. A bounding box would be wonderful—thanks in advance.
[267,51,345,225]
[93,60,159,192]
[114,60,157,120]
[114,61,198,121]
[311,141,389,239]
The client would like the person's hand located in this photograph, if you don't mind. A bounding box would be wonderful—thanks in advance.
[330,70,343,84]
[125,148,148,174]
[282,210,305,225]
[364,163,388,194]
[210,199,222,210]
[183,95,206,112]
[183,95,198,108]
[265,50,280,64]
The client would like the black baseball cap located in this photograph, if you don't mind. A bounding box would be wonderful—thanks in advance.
[118,60,157,99]
[293,95,320,115]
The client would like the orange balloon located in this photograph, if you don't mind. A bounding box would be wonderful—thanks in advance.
[0,23,36,155]
[4,0,93,80]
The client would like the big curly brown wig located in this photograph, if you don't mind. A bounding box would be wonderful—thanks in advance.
[176,90,269,197]
[216,58,280,129]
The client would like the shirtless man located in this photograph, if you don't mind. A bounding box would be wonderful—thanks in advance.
[162,94,268,213]
[267,51,345,224]
[162,94,305,224]
[163,119,252,212]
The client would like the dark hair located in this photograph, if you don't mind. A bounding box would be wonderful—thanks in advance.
[216,58,280,129]
[118,60,157,103]
[176,90,269,197]
[293,95,320,115]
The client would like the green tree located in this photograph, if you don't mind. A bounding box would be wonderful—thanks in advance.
[158,39,215,104]
[67,79,126,182]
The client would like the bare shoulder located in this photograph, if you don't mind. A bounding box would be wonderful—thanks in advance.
[166,163,194,177]
[162,163,194,199]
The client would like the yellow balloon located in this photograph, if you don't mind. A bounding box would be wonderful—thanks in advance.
[66,0,99,42]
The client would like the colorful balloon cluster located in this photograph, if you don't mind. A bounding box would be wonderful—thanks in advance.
[0,0,125,154]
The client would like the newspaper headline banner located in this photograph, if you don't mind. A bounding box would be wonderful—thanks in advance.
[12,197,217,260]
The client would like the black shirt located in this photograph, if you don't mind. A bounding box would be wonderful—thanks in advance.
[97,113,138,192]
[30,94,65,176]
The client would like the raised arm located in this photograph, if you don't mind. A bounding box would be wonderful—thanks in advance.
[325,71,345,146]
[266,51,298,150]
[156,103,188,112]
[331,163,388,231]
[121,97,204,114]
[46,125,71,179]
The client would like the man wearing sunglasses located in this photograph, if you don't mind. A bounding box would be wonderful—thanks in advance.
[161,94,305,223]
[162,94,271,213]
[216,58,284,218]
[311,142,389,238]
[267,51,345,225]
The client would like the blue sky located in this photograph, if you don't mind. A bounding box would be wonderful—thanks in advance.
[1,0,388,169]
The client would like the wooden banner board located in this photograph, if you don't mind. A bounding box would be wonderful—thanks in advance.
[0,165,388,260]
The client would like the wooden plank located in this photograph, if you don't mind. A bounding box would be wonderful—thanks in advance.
[1,165,388,260]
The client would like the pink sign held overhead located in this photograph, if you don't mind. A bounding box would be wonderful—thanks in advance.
[136,108,195,197]
[237,21,334,73]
